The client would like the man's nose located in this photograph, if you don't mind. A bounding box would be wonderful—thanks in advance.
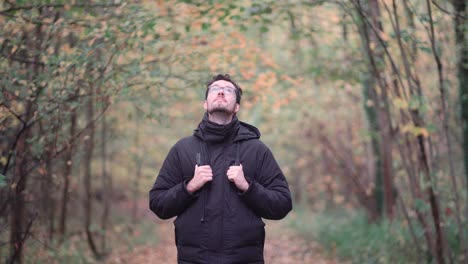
[217,89,225,95]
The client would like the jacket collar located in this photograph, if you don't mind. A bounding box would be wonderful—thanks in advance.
[193,113,260,143]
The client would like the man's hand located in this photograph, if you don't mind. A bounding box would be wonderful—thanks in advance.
[227,164,249,192]
[186,165,213,194]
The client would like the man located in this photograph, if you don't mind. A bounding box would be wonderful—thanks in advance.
[149,74,292,264]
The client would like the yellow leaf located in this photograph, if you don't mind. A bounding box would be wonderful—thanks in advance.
[0,156,7,166]
[379,31,391,42]
[393,98,408,109]
[413,127,429,138]
[61,43,74,55]
[401,124,429,138]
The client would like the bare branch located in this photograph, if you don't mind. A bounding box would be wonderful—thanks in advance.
[0,3,123,13]
[431,0,466,19]
[0,103,26,125]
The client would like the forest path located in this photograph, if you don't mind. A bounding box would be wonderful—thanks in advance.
[107,199,343,264]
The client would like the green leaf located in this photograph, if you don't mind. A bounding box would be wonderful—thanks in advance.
[426,124,437,133]
[419,45,432,54]
[202,22,211,31]
[0,173,6,188]
[260,26,269,33]
[413,199,430,213]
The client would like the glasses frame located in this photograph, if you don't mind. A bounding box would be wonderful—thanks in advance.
[208,86,237,95]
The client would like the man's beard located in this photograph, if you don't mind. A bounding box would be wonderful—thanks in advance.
[208,106,232,115]
[208,102,235,115]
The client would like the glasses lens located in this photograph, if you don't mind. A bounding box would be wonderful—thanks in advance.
[209,86,236,94]
[225,87,235,94]
[209,87,220,93]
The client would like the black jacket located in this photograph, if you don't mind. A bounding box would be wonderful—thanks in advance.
[149,115,292,264]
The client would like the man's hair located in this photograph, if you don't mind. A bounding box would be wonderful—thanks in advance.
[205,74,243,104]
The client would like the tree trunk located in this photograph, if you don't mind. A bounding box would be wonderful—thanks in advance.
[59,31,78,243]
[83,85,101,259]
[356,0,396,220]
[59,107,76,242]
[132,110,142,225]
[453,0,468,214]
[45,139,56,246]
[10,123,28,264]
[100,103,110,252]
[321,145,335,210]
[10,10,44,262]
[453,0,468,261]
[368,0,396,220]
[362,73,383,219]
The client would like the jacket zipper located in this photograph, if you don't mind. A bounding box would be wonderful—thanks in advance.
[221,145,226,263]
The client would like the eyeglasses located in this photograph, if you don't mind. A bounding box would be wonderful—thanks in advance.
[208,86,236,95]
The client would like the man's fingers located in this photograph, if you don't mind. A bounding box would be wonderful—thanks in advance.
[203,174,213,183]
[201,172,213,178]
[195,165,211,171]
[198,166,212,172]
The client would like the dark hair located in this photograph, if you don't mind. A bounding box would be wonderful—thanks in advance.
[205,74,243,104]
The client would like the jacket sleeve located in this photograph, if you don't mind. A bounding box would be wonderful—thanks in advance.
[240,146,292,220]
[149,145,197,219]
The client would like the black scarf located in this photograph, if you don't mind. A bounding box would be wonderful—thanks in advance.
[195,113,240,144]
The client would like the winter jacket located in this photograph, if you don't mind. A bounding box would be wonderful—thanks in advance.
[149,114,292,264]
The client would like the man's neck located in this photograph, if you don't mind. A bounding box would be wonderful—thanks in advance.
[208,112,234,125]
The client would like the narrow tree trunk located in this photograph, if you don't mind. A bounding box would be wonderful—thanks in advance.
[40,118,58,246]
[453,0,468,208]
[45,140,56,245]
[59,107,76,242]
[10,124,28,264]
[453,0,468,261]
[132,111,142,225]
[356,0,394,220]
[321,147,334,210]
[100,105,109,252]
[356,1,382,220]
[59,31,77,242]
[287,9,302,69]
[83,86,101,259]
[391,0,444,260]
[341,11,348,42]
[417,135,445,264]
[10,11,44,262]
[368,0,396,220]
[425,1,462,262]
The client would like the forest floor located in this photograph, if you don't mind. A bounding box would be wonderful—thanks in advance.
[106,199,344,264]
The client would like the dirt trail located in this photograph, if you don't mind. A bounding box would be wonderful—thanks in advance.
[108,200,342,264]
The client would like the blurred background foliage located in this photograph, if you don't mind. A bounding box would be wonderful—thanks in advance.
[0,0,467,263]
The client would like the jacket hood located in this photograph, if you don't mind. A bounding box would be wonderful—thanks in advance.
[193,113,260,143]
[236,120,261,142]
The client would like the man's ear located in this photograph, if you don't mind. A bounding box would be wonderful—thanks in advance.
[234,103,240,113]
[203,101,208,111]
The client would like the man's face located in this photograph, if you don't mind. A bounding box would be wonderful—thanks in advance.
[204,80,240,116]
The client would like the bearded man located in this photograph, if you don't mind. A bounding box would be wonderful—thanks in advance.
[149,74,292,264]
